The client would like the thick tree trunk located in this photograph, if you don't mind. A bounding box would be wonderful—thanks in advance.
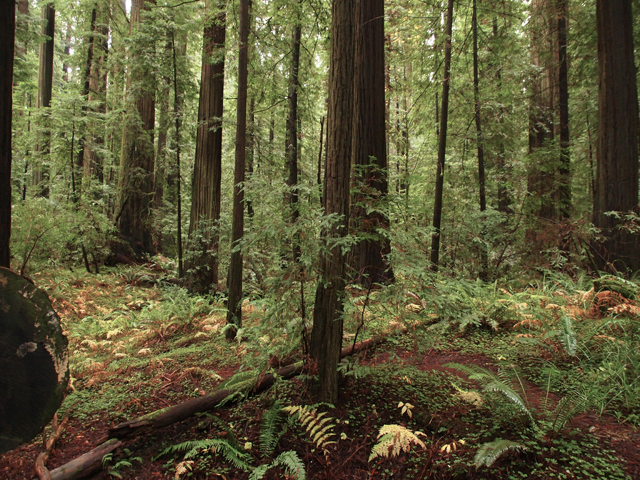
[593,0,640,273]
[226,0,249,338]
[33,3,55,198]
[429,0,454,271]
[350,0,393,287]
[311,0,355,404]
[115,0,156,258]
[527,0,555,222]
[186,2,226,293]
[0,0,15,268]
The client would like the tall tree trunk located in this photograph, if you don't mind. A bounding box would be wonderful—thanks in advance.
[226,0,249,338]
[473,0,488,281]
[429,0,454,271]
[171,32,184,279]
[33,3,55,198]
[527,0,555,222]
[350,0,393,287]
[287,20,302,260]
[593,0,640,273]
[186,1,226,294]
[247,98,255,218]
[115,0,156,258]
[557,0,570,220]
[493,14,511,214]
[84,3,109,184]
[0,0,16,268]
[311,0,355,404]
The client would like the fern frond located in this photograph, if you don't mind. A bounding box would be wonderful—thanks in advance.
[445,363,535,426]
[282,405,336,451]
[559,315,577,356]
[158,439,251,472]
[273,450,306,479]
[474,439,527,468]
[368,425,426,462]
[217,370,258,399]
[260,400,285,457]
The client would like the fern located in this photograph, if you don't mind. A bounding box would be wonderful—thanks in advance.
[260,399,285,457]
[282,405,337,451]
[559,315,577,356]
[157,438,251,471]
[249,450,306,480]
[474,439,527,468]
[368,425,427,461]
[444,362,536,426]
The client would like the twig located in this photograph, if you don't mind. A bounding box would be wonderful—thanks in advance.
[35,413,69,480]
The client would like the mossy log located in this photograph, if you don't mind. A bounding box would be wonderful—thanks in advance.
[0,267,69,454]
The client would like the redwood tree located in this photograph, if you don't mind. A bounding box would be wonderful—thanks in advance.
[350,0,393,286]
[226,0,249,338]
[593,0,640,272]
[186,1,226,293]
[32,2,55,198]
[311,0,355,403]
[115,0,156,258]
[0,0,15,268]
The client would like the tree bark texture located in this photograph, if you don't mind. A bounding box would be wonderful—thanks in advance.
[429,0,454,271]
[311,0,355,404]
[186,3,226,293]
[226,0,249,337]
[0,0,15,268]
[350,0,393,287]
[593,0,640,272]
[33,3,55,198]
[116,0,156,258]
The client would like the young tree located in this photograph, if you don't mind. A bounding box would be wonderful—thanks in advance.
[557,0,570,219]
[593,0,640,272]
[472,0,488,280]
[0,0,16,268]
[286,17,302,259]
[311,0,355,404]
[186,1,226,293]
[115,0,156,258]
[32,2,55,198]
[429,0,454,272]
[350,0,393,286]
[226,0,249,338]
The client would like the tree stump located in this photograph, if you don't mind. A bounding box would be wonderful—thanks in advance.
[0,267,69,454]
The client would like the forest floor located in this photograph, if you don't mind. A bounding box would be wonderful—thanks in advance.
[1,262,640,479]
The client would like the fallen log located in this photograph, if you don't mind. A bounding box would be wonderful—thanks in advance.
[0,267,69,454]
[42,326,407,479]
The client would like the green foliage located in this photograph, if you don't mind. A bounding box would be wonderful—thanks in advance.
[473,439,527,468]
[249,451,306,480]
[158,438,252,472]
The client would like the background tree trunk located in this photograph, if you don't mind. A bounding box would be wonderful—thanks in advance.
[0,0,15,268]
[33,3,55,198]
[115,0,156,258]
[226,0,249,338]
[186,2,226,293]
[557,0,570,220]
[593,0,640,273]
[311,0,355,404]
[429,0,454,271]
[349,0,393,287]
[286,20,302,261]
